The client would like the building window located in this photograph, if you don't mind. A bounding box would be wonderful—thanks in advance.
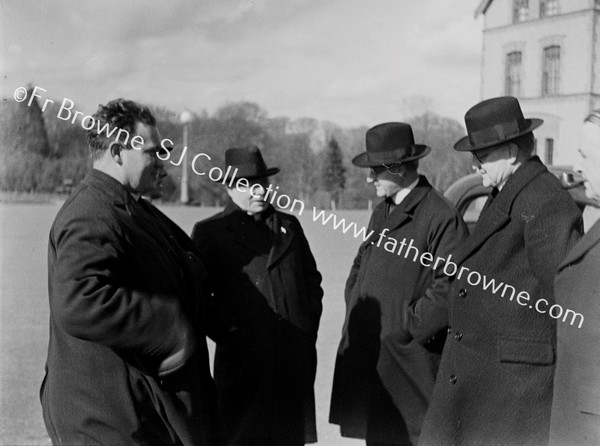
[513,0,529,23]
[545,138,554,165]
[542,46,560,96]
[505,52,522,96]
[540,0,558,17]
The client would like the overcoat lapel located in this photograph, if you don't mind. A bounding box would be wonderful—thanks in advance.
[223,202,268,255]
[368,176,432,243]
[268,212,295,269]
[85,169,180,258]
[455,157,546,265]
[559,218,600,269]
[84,170,186,293]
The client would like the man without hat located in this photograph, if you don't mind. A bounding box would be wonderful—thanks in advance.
[419,97,583,446]
[549,110,600,445]
[329,123,468,446]
[191,146,323,446]
[41,99,223,445]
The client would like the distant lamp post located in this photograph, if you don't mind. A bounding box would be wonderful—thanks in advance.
[179,110,193,204]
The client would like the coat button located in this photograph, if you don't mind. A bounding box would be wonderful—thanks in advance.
[449,375,457,385]
[454,332,463,341]
[458,288,467,298]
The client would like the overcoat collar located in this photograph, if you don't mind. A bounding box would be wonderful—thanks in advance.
[559,218,600,270]
[83,168,132,208]
[367,175,432,243]
[222,200,295,269]
[455,156,547,265]
[82,169,189,291]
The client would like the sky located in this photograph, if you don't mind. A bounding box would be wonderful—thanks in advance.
[1,0,484,128]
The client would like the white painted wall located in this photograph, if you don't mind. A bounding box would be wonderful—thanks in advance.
[478,0,599,165]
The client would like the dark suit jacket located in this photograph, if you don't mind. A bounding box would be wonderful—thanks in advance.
[41,169,222,445]
[329,176,468,444]
[549,219,600,446]
[420,157,583,446]
[192,201,323,445]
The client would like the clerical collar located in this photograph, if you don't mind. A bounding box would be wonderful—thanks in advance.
[392,177,419,205]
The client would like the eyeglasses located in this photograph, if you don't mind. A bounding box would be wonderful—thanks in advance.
[472,148,498,167]
[472,151,485,165]
[369,163,404,177]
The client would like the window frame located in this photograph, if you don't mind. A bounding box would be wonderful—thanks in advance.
[542,45,561,96]
[505,51,523,97]
[513,0,529,23]
[540,0,559,18]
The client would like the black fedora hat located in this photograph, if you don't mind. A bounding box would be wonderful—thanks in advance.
[224,145,279,180]
[352,122,431,167]
[454,96,543,152]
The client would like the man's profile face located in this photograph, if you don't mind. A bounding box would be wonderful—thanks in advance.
[227,177,269,214]
[472,144,514,188]
[120,122,164,195]
[147,163,168,199]
[367,166,402,198]
[577,121,600,201]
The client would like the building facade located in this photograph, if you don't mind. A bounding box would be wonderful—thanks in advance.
[477,0,600,165]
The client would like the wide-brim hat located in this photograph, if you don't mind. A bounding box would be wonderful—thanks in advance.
[224,145,279,180]
[352,122,431,167]
[454,96,543,152]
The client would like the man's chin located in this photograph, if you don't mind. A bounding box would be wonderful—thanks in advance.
[480,176,493,188]
[584,183,600,201]
[251,202,267,212]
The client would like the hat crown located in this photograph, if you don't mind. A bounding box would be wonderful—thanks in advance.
[224,145,279,179]
[352,122,431,167]
[454,96,543,151]
[464,96,526,134]
[366,122,416,155]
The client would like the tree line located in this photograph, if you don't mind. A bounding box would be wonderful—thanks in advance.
[0,87,472,208]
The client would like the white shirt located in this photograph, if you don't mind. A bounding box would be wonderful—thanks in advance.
[393,177,419,205]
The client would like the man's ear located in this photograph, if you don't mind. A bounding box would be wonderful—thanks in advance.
[109,141,124,164]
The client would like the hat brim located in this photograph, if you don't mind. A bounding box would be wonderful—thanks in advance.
[352,145,431,167]
[454,118,544,152]
[242,167,280,179]
[223,167,280,182]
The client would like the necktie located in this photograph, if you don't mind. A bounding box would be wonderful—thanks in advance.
[481,187,499,215]
[385,197,396,217]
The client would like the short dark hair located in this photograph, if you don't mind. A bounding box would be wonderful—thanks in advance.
[87,98,155,160]
[512,132,535,157]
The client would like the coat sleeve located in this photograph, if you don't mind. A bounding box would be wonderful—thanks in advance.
[344,211,377,305]
[404,208,469,343]
[49,213,193,375]
[524,192,583,287]
[191,221,237,342]
[296,222,324,334]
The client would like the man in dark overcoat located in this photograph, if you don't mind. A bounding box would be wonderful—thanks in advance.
[549,110,600,445]
[41,99,223,445]
[191,146,323,446]
[329,123,468,446]
[419,97,583,446]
